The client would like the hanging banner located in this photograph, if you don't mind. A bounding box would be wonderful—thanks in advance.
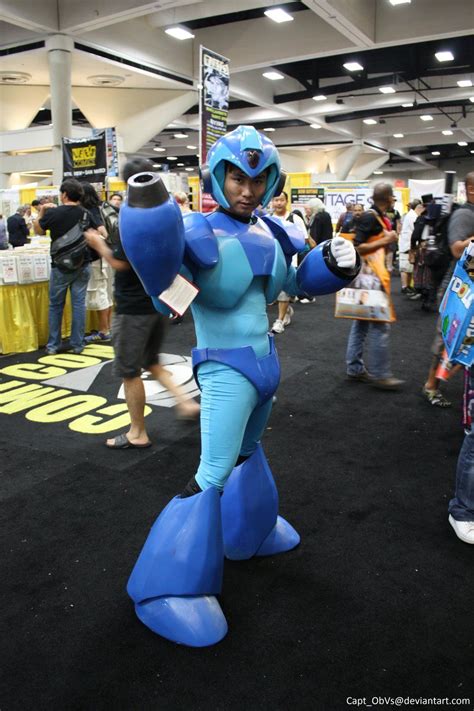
[93,127,119,178]
[200,46,230,211]
[291,187,325,206]
[62,132,107,183]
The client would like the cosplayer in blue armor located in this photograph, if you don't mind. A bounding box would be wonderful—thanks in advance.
[121,126,360,647]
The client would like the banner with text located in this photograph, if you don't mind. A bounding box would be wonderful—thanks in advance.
[62,132,107,183]
[200,46,230,211]
[93,127,119,178]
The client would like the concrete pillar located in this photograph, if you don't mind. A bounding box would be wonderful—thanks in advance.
[46,35,74,185]
[351,153,389,180]
[326,144,364,181]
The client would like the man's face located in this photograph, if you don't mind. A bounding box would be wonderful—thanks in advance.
[353,204,364,218]
[110,195,123,209]
[223,165,267,218]
[272,193,288,216]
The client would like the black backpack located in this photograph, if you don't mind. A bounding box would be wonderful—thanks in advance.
[100,202,120,248]
[50,211,89,273]
[423,203,459,274]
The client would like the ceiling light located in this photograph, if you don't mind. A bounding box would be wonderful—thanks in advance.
[471,150,474,154]
[402,102,414,107]
[442,130,453,135]
[310,124,321,129]
[174,133,188,138]
[40,106,46,111]
[185,167,194,171]
[389,0,411,5]
[458,141,468,146]
[312,94,327,101]
[420,114,433,121]
[435,50,454,62]
[393,133,404,138]
[363,118,378,125]
[177,163,184,166]
[373,170,384,174]
[167,156,178,160]
[262,71,284,80]
[343,62,364,72]
[153,146,166,152]
[153,163,161,168]
[432,151,441,156]
[457,80,473,88]
[379,86,396,94]
[186,145,197,150]
[165,26,195,40]
[263,127,276,132]
[470,97,474,103]
[264,8,294,23]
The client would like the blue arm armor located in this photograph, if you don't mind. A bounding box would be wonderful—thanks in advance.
[297,240,361,296]
[259,215,306,262]
[182,212,219,268]
[119,194,184,296]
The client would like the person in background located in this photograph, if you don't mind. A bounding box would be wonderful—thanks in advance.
[174,191,192,214]
[84,158,200,449]
[335,201,355,234]
[7,206,29,247]
[399,199,424,295]
[34,179,101,355]
[385,195,401,273]
[270,191,308,334]
[344,203,364,234]
[0,214,8,249]
[80,183,113,343]
[305,197,333,245]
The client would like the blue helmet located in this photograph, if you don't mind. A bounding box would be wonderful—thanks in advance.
[203,125,283,208]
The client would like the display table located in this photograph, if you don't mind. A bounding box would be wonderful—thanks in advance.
[0,282,99,354]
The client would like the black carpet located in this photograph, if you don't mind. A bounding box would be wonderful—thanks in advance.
[1,278,473,711]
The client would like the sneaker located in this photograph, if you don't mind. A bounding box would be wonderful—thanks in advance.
[45,348,58,355]
[347,371,373,383]
[401,287,416,296]
[408,292,421,301]
[282,305,294,327]
[70,347,84,355]
[370,377,404,391]
[271,319,285,334]
[422,387,452,408]
[85,331,111,343]
[299,297,315,304]
[449,515,474,544]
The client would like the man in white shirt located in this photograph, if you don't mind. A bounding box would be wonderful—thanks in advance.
[270,191,308,333]
[399,199,425,294]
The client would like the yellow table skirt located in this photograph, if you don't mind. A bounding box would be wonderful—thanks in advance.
[0,282,100,354]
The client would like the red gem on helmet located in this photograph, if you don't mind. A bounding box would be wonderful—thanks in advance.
[246,150,260,169]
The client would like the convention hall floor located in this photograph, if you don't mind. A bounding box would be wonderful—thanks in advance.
[0,279,472,710]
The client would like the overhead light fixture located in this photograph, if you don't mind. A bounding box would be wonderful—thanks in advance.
[40,106,46,111]
[262,71,284,80]
[153,163,161,168]
[165,26,195,40]
[167,156,178,160]
[389,0,411,5]
[373,170,384,174]
[185,167,194,171]
[343,62,364,72]
[177,163,184,166]
[457,79,473,87]
[431,151,441,156]
[264,8,294,23]
[402,102,414,108]
[263,127,276,132]
[312,94,327,101]
[442,130,453,135]
[458,141,468,146]
[310,124,321,129]
[420,114,433,121]
[153,146,166,152]
[471,150,474,154]
[186,144,197,150]
[393,133,404,138]
[470,97,474,103]
[435,50,454,62]
[379,86,396,94]
[363,118,378,125]
[174,133,188,138]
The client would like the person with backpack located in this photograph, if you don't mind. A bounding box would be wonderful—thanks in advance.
[34,178,102,355]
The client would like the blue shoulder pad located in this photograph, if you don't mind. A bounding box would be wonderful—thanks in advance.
[259,215,306,256]
[183,212,219,269]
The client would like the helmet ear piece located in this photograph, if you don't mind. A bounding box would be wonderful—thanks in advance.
[199,165,213,195]
[274,170,287,198]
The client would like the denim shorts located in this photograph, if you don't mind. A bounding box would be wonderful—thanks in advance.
[112,312,167,378]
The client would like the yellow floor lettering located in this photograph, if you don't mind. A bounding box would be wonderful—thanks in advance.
[0,363,67,380]
[26,394,107,423]
[38,354,102,368]
[69,404,152,434]
[0,383,71,414]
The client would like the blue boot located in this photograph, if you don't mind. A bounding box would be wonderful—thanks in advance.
[221,444,300,560]
[127,487,227,647]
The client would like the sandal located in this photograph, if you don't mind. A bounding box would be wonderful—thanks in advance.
[422,387,452,408]
[106,433,152,449]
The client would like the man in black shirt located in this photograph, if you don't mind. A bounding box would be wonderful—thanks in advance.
[85,159,199,449]
[34,178,99,355]
[7,206,29,247]
[346,183,404,390]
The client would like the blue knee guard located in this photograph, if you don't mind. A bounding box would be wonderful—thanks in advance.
[127,487,227,647]
[221,444,300,560]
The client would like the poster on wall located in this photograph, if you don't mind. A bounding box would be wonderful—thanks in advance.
[291,187,325,207]
[200,46,230,211]
[320,182,371,224]
[62,132,107,183]
[93,127,119,178]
